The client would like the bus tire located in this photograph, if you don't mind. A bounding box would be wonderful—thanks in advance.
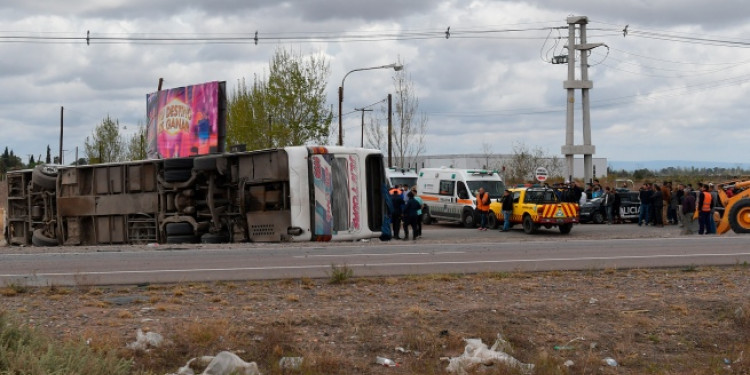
[32,166,57,190]
[728,199,750,234]
[461,209,475,228]
[164,157,194,170]
[32,229,59,247]
[523,215,538,234]
[165,222,194,236]
[194,155,221,171]
[164,169,192,183]
[559,223,573,234]
[166,234,199,244]
[201,232,230,244]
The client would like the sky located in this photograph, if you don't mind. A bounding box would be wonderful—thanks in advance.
[2,0,750,167]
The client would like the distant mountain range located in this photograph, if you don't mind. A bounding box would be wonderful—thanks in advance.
[609,160,750,171]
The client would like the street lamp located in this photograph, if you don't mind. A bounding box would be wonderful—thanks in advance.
[338,62,403,146]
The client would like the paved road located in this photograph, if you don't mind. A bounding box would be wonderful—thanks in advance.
[1,223,747,286]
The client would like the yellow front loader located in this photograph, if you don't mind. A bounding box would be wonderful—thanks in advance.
[715,180,750,234]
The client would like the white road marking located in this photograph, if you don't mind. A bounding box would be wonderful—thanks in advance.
[2,251,749,278]
[294,251,465,258]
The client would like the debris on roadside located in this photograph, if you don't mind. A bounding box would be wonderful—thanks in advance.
[279,356,303,370]
[602,357,618,367]
[126,329,164,351]
[166,351,260,375]
[442,335,534,375]
[376,356,398,367]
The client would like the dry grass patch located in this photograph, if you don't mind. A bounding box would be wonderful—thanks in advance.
[116,310,133,319]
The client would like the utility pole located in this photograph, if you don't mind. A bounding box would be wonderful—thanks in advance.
[387,94,393,167]
[59,106,63,165]
[560,16,604,184]
[354,108,373,147]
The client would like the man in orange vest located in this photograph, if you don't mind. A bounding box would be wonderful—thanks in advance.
[697,184,714,235]
[476,187,490,231]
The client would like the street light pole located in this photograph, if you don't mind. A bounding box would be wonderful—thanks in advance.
[338,62,403,146]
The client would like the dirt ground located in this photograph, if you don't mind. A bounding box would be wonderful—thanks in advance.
[1,261,749,374]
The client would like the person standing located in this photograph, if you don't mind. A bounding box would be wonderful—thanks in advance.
[681,187,696,235]
[698,184,714,235]
[500,189,514,232]
[675,183,685,226]
[390,189,405,240]
[475,187,490,231]
[411,186,424,238]
[657,181,672,225]
[638,183,652,226]
[402,191,421,240]
[612,189,622,224]
[603,187,614,224]
[708,183,720,234]
[651,184,664,227]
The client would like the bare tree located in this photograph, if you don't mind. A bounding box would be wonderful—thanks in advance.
[392,65,427,168]
[365,59,427,168]
[507,142,565,184]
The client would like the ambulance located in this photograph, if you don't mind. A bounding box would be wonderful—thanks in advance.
[386,167,419,189]
[416,168,505,227]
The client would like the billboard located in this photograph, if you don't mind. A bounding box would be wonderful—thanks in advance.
[146,81,226,159]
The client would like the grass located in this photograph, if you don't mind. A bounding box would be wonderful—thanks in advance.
[326,263,353,284]
[0,311,134,375]
[2,269,750,374]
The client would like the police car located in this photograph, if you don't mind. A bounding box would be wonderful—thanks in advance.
[579,190,641,223]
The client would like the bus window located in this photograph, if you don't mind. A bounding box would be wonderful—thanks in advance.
[331,157,350,232]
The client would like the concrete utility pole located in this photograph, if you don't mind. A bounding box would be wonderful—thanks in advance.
[59,106,63,165]
[354,108,373,147]
[561,16,604,184]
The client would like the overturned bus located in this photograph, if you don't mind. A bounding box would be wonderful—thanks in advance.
[5,146,387,246]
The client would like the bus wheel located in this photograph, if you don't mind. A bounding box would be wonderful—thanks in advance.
[461,210,475,228]
[201,232,230,244]
[728,200,750,234]
[32,229,59,247]
[32,165,57,190]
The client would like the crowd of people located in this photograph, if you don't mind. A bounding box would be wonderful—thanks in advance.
[637,181,728,235]
[389,185,423,240]
[387,178,738,239]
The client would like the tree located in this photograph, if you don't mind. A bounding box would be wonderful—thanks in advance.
[45,145,51,164]
[506,142,563,184]
[84,115,125,164]
[365,59,427,168]
[226,47,332,149]
[124,122,148,161]
[226,76,272,151]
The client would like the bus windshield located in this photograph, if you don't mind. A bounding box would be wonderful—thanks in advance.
[467,180,505,199]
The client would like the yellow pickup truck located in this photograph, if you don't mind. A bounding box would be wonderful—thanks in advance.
[489,187,579,234]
